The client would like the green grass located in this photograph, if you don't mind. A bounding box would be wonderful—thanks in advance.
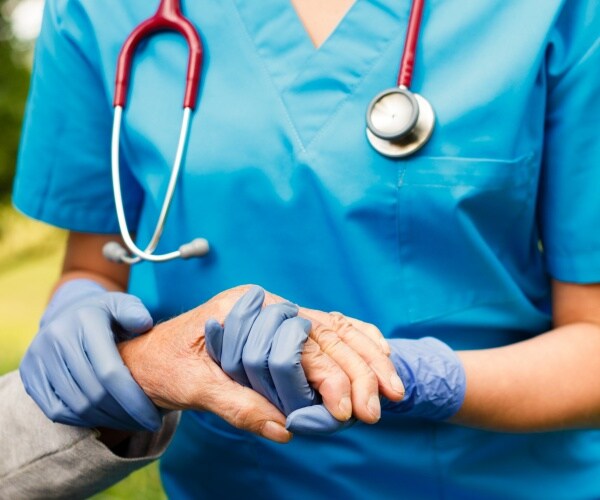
[0,205,166,499]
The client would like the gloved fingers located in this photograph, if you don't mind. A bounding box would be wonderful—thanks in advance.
[205,319,224,364]
[269,317,316,415]
[104,292,154,337]
[202,367,291,444]
[323,312,404,402]
[82,308,162,431]
[243,303,298,412]
[220,286,265,386]
[307,319,382,424]
[59,335,155,430]
[300,338,352,421]
[286,405,356,435]
[53,350,147,431]
[20,354,87,427]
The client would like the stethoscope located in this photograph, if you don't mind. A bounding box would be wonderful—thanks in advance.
[104,0,432,265]
[366,0,434,157]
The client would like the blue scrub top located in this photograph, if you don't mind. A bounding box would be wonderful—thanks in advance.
[14,0,600,498]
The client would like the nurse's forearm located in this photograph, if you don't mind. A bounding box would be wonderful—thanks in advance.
[58,232,131,293]
[453,323,600,431]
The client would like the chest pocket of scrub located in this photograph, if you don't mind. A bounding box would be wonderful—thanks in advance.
[397,154,537,324]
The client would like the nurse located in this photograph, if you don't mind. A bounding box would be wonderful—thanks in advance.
[14,0,600,498]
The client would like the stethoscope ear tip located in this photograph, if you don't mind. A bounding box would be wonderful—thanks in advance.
[103,241,129,263]
[179,238,210,259]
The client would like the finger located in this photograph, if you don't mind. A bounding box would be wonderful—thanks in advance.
[205,319,224,364]
[242,303,298,412]
[309,321,381,424]
[300,338,352,421]
[81,308,163,431]
[268,317,316,414]
[204,369,292,444]
[286,405,356,435]
[221,286,265,386]
[344,315,391,356]
[327,313,404,401]
[59,334,150,430]
[106,293,154,336]
[300,308,389,355]
[20,354,87,427]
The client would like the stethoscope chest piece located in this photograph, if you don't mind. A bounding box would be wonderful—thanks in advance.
[366,90,435,158]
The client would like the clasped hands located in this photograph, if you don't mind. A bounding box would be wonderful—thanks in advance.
[20,281,405,443]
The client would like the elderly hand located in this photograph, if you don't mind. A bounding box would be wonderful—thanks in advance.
[204,286,355,434]
[171,284,404,423]
[204,286,408,433]
[116,294,295,443]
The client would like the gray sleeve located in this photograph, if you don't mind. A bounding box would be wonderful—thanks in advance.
[0,371,180,499]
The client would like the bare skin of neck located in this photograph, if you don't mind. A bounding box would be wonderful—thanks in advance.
[290,0,356,48]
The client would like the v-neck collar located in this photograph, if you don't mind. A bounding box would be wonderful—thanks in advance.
[231,0,411,149]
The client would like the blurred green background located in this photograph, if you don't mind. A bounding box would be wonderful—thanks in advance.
[0,1,165,497]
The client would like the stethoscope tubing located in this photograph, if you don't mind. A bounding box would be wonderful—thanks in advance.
[397,0,425,88]
[108,0,431,263]
[111,106,193,263]
[108,0,207,264]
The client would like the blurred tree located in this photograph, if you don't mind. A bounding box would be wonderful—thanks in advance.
[0,0,31,201]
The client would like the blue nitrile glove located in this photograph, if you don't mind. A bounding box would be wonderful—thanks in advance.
[20,279,162,431]
[382,338,466,420]
[205,286,353,435]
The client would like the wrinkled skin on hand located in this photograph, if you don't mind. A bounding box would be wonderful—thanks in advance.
[119,285,404,441]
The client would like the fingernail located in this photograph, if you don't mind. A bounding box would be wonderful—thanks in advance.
[390,373,405,396]
[367,394,381,421]
[338,397,352,420]
[380,339,391,355]
[263,421,292,443]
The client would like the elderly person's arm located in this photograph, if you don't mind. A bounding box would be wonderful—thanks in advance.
[0,370,179,499]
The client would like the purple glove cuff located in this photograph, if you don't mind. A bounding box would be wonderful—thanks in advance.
[383,337,466,421]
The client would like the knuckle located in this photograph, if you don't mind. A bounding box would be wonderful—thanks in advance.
[320,372,350,395]
[45,324,62,342]
[302,338,320,355]
[242,351,265,372]
[368,324,384,337]
[268,353,294,375]
[97,365,121,388]
[70,399,92,416]
[318,331,345,353]
[45,405,61,422]
[88,387,109,408]
[360,369,379,388]
[231,402,254,430]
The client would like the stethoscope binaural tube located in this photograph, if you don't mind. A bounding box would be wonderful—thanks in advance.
[104,0,210,265]
[366,0,435,158]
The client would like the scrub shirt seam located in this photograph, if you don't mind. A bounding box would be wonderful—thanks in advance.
[306,28,408,152]
[227,0,307,154]
[38,116,64,223]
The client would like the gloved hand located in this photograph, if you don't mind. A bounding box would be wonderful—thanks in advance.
[205,286,354,435]
[382,338,466,420]
[20,279,162,431]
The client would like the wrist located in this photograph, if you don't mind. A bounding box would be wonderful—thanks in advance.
[117,334,163,406]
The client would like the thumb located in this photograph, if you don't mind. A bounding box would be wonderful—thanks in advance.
[204,372,292,444]
[104,293,154,336]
